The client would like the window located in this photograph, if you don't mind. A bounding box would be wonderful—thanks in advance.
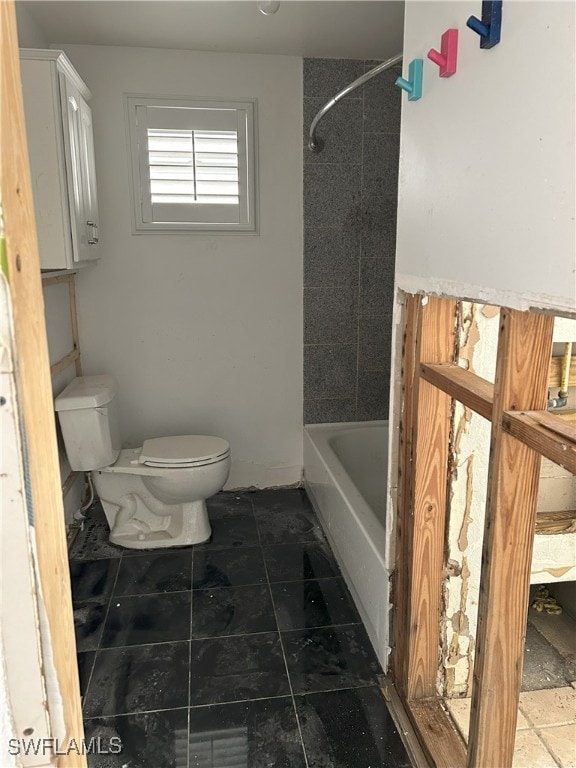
[126,96,257,233]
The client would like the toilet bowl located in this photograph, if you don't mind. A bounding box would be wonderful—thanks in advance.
[55,376,231,549]
[93,438,231,549]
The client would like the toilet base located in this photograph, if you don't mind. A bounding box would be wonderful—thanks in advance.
[105,497,212,550]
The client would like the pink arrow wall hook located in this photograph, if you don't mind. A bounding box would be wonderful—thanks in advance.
[427,28,458,77]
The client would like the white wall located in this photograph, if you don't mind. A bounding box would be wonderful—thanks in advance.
[59,45,304,489]
[396,1,575,314]
[15,2,48,47]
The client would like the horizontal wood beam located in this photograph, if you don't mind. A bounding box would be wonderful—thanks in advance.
[535,509,576,535]
[420,366,576,474]
[549,355,576,389]
[408,699,467,768]
[420,363,494,421]
[502,410,576,475]
[50,347,80,378]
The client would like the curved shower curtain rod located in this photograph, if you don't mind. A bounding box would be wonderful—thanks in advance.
[308,53,403,153]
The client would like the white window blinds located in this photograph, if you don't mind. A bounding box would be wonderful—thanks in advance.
[126,97,257,232]
[147,129,240,206]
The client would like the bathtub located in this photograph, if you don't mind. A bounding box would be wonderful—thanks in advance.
[304,421,390,667]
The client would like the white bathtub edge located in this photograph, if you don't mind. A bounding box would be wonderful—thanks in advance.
[303,422,391,669]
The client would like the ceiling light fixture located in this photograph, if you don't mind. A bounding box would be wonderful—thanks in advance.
[258,1,280,15]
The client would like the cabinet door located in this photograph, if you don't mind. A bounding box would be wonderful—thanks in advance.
[60,75,99,263]
[78,97,100,259]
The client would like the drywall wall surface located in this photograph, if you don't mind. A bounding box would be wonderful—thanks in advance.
[59,45,304,489]
[15,2,49,47]
[396,1,575,314]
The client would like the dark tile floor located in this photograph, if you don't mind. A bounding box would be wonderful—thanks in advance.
[70,488,411,768]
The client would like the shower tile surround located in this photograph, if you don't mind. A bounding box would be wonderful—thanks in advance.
[304,58,401,423]
[71,490,411,767]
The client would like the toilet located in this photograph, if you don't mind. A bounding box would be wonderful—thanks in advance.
[54,375,230,549]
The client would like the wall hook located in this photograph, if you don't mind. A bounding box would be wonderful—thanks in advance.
[467,0,502,48]
[427,29,458,77]
[395,59,423,101]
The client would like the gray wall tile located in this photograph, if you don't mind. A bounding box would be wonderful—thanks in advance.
[361,195,397,260]
[304,344,357,400]
[363,64,402,134]
[362,133,400,198]
[304,97,362,164]
[304,287,358,344]
[360,259,395,315]
[304,59,365,98]
[358,314,393,372]
[304,226,360,287]
[303,58,400,424]
[357,370,390,421]
[304,398,357,425]
[304,164,361,230]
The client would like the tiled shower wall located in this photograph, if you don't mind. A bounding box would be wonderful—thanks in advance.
[303,58,401,423]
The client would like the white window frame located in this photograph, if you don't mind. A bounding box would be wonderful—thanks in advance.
[125,94,258,234]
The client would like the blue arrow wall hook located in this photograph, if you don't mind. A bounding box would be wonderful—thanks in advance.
[467,0,503,48]
[395,59,423,101]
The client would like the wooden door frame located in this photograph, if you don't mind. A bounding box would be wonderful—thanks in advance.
[1,2,85,765]
[390,292,574,767]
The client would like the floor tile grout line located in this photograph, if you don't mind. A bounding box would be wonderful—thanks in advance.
[81,554,123,709]
[187,546,194,768]
[83,705,190,722]
[97,638,193,653]
[104,572,354,596]
[96,621,366,651]
[111,587,194,599]
[83,681,385,722]
[257,517,310,768]
[529,726,564,768]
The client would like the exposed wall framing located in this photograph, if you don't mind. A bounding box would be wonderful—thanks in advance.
[42,272,82,378]
[42,270,83,499]
[391,293,575,768]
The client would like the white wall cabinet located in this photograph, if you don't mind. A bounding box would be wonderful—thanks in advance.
[20,49,100,270]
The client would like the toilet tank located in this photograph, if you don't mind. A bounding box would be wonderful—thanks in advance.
[54,375,121,470]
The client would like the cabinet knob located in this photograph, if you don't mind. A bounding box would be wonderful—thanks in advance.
[87,221,99,244]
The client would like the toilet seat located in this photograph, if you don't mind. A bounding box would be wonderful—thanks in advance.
[138,435,230,469]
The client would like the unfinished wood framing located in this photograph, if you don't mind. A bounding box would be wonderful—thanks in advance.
[405,296,456,700]
[408,699,467,768]
[42,270,83,497]
[420,363,493,421]
[43,271,83,378]
[378,677,433,768]
[0,2,85,763]
[467,310,554,768]
[535,509,576,534]
[392,294,575,768]
[503,410,576,474]
[549,354,576,388]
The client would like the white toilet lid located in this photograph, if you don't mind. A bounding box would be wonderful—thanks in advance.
[139,435,230,467]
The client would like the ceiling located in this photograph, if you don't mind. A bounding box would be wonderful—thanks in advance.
[19,0,405,60]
